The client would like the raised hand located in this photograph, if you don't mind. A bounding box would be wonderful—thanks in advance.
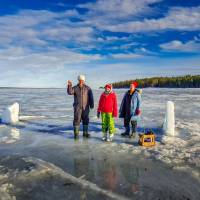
[67,80,72,86]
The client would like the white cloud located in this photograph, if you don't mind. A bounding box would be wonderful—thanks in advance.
[0,3,199,54]
[41,26,94,43]
[0,10,53,46]
[0,3,199,51]
[111,53,143,59]
[160,39,200,52]
[84,6,200,33]
[0,2,199,87]
[0,9,93,47]
[79,0,161,20]
[0,47,101,67]
[0,46,102,87]
[0,46,199,88]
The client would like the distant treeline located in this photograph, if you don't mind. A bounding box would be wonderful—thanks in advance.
[112,75,200,88]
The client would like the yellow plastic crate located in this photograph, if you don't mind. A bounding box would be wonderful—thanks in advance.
[139,133,156,147]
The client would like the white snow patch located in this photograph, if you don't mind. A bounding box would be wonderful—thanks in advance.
[19,115,46,120]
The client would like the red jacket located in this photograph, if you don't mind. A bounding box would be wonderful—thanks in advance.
[97,92,118,117]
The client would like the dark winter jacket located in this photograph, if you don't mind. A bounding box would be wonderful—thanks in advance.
[119,90,141,119]
[67,84,94,110]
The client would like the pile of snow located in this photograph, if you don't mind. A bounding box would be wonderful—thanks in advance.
[1,103,19,124]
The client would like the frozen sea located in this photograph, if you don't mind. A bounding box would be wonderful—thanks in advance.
[0,88,199,200]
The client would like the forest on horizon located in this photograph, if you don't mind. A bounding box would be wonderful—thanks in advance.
[111,75,200,88]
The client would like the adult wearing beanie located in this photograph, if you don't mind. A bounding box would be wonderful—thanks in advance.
[67,75,94,139]
[119,81,142,138]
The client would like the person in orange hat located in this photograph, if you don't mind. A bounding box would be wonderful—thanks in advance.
[119,81,142,138]
[97,84,118,142]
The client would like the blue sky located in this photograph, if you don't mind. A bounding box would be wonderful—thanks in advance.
[0,0,200,88]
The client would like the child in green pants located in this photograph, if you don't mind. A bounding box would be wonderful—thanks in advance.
[97,84,118,141]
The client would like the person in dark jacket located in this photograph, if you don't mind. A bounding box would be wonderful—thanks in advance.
[67,74,94,139]
[119,81,142,138]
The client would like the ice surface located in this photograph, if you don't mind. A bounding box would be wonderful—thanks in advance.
[1,102,19,124]
[163,101,175,136]
[0,88,199,200]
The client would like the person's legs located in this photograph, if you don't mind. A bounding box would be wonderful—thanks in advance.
[101,112,109,140]
[82,107,90,137]
[107,113,115,141]
[121,116,131,136]
[73,107,82,139]
[130,120,137,138]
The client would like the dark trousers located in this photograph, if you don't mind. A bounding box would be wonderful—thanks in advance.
[124,116,137,133]
[124,116,131,127]
[73,107,89,126]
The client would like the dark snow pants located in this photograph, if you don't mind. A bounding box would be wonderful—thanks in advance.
[73,107,89,126]
[124,116,137,133]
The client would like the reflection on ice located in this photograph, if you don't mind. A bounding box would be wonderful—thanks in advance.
[10,128,20,140]
[0,154,200,200]
[0,127,21,144]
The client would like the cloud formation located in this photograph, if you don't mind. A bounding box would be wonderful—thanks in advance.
[160,39,200,52]
[97,6,200,33]
[0,0,199,87]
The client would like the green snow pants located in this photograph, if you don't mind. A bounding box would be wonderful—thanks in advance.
[101,112,115,134]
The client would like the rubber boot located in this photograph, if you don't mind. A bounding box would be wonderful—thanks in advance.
[83,125,90,138]
[130,121,137,138]
[74,126,79,139]
[121,126,130,137]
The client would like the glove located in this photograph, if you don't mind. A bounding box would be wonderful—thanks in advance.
[135,109,141,115]
[97,112,101,118]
